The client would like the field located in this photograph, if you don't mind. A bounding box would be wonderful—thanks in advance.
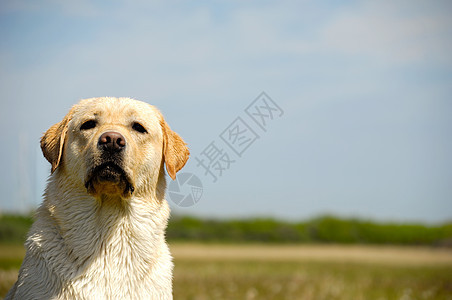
[1,244,452,299]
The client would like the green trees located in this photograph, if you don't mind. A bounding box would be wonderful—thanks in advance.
[1,214,451,245]
[167,215,452,245]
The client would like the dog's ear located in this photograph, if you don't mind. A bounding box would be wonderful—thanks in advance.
[41,112,72,173]
[160,119,190,180]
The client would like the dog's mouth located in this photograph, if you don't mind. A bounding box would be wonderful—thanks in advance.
[85,162,134,197]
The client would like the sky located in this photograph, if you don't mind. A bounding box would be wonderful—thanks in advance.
[0,0,451,223]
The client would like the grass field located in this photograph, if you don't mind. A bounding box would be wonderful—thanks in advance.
[1,244,452,299]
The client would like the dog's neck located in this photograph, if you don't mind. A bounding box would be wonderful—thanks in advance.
[29,170,171,283]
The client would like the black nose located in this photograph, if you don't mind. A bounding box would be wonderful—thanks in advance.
[98,131,126,152]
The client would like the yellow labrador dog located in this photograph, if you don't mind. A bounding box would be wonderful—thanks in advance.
[6,97,189,299]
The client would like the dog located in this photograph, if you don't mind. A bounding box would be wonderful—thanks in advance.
[6,97,189,299]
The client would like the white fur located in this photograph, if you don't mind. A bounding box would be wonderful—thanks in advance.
[6,98,188,300]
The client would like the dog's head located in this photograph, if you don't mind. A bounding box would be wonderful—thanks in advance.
[40,97,189,199]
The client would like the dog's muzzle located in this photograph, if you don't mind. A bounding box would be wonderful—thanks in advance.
[98,131,126,153]
[84,131,134,197]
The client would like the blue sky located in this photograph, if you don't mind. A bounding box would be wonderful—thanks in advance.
[0,0,451,222]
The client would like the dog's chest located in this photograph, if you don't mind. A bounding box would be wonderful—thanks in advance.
[60,215,173,299]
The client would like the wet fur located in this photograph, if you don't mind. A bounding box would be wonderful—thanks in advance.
[6,97,189,299]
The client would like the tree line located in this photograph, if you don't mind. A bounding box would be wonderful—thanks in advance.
[1,214,451,246]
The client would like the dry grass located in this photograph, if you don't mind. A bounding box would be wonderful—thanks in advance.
[171,243,452,265]
[173,259,452,300]
[171,244,452,300]
[1,244,452,299]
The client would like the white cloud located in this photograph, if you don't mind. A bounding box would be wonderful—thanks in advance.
[0,0,100,16]
[318,1,452,65]
[1,1,451,220]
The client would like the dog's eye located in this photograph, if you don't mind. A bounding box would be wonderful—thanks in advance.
[132,122,147,134]
[80,120,97,130]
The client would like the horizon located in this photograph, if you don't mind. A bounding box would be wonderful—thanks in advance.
[1,1,451,223]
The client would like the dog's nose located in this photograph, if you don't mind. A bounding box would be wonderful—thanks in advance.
[98,131,126,152]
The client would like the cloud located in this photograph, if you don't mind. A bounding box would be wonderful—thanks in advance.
[1,1,451,221]
[317,1,452,65]
[0,0,100,16]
